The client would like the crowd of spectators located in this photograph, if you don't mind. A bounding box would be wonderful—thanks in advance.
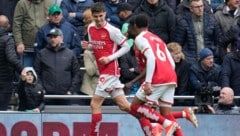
[0,0,239,114]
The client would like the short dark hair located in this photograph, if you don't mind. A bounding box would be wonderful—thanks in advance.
[91,2,106,13]
[129,14,149,28]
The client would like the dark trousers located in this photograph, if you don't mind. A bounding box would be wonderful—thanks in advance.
[0,83,13,110]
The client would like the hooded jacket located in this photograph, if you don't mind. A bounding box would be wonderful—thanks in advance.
[17,67,45,111]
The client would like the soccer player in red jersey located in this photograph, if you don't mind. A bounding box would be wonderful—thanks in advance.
[82,2,179,136]
[126,14,198,136]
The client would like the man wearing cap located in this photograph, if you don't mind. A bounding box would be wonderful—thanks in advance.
[189,48,222,94]
[13,0,55,66]
[35,5,81,59]
[34,28,80,105]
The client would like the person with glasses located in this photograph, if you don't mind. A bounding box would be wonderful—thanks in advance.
[173,0,223,65]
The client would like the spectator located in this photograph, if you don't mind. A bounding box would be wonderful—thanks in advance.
[79,50,99,105]
[116,2,134,47]
[207,87,240,114]
[13,0,55,66]
[116,2,133,23]
[134,0,176,44]
[174,0,222,64]
[60,0,94,40]
[34,28,80,105]
[105,0,122,28]
[116,2,140,96]
[221,43,240,106]
[35,5,81,59]
[0,15,24,110]
[214,0,240,27]
[164,0,180,12]
[82,3,179,136]
[214,0,240,61]
[167,42,191,105]
[0,0,19,31]
[176,0,212,15]
[189,48,222,94]
[82,8,93,39]
[118,47,141,96]
[17,67,45,112]
[127,0,143,12]
[211,0,225,13]
[220,15,240,55]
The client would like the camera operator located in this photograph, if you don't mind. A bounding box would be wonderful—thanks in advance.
[189,48,222,93]
[205,87,240,114]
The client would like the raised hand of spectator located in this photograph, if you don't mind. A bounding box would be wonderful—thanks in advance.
[20,68,27,81]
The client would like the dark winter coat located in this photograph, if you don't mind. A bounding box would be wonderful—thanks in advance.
[34,44,80,95]
[17,67,45,111]
[0,26,23,85]
[189,62,222,93]
[221,51,240,96]
[134,0,176,43]
[174,12,222,64]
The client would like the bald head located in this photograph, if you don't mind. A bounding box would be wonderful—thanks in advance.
[0,15,10,29]
[218,87,234,105]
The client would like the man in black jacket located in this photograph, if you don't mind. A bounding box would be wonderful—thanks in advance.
[0,15,24,110]
[34,28,80,105]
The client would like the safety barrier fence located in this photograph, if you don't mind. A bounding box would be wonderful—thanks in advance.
[44,95,240,99]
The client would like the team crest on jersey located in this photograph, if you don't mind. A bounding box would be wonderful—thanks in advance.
[99,77,105,83]
[101,32,107,39]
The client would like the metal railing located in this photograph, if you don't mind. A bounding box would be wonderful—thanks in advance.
[44,95,240,99]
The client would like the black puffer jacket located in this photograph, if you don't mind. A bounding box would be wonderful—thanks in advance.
[0,26,23,84]
[134,0,176,43]
[174,13,222,64]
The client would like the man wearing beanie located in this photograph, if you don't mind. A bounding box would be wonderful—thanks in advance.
[189,48,222,94]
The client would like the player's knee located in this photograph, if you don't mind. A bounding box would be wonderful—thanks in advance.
[119,104,130,112]
[90,101,101,110]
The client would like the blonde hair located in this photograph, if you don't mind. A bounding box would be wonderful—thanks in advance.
[167,42,185,60]
[83,8,93,27]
